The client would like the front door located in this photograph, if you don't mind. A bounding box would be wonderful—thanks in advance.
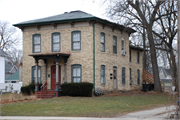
[113,68,117,90]
[51,66,61,90]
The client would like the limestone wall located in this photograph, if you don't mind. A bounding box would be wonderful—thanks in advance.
[129,49,143,90]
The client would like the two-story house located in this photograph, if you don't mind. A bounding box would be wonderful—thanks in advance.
[14,10,143,97]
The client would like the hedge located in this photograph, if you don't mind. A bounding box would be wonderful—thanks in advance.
[61,82,93,97]
[21,82,42,95]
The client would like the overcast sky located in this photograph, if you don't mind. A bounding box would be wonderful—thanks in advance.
[0,0,106,25]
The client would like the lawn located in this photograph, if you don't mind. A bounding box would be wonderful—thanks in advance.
[1,93,174,117]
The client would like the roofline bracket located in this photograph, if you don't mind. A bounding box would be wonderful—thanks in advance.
[51,23,57,29]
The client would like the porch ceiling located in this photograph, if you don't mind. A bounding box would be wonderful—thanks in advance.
[29,52,71,63]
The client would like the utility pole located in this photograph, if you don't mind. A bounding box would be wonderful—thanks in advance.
[178,0,180,118]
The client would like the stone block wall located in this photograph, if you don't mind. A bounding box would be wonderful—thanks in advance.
[129,49,143,90]
[22,21,143,91]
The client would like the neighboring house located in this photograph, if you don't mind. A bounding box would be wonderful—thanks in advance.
[0,49,8,83]
[5,62,18,79]
[148,67,172,80]
[148,67,172,92]
[5,70,19,83]
[13,10,143,97]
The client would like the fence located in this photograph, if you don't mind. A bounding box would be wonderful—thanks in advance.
[0,82,22,94]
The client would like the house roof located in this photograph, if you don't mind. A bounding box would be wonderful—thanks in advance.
[160,79,172,83]
[5,62,13,73]
[0,49,8,57]
[5,62,18,73]
[13,10,136,34]
[5,70,19,81]
[129,44,144,51]
[164,69,171,76]
[148,67,163,74]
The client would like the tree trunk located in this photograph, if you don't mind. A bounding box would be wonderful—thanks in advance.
[147,27,162,92]
[169,49,178,91]
[143,28,147,69]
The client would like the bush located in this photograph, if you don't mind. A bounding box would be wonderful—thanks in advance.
[61,82,93,97]
[21,82,42,95]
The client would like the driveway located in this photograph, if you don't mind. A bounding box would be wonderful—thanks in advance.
[0,105,176,120]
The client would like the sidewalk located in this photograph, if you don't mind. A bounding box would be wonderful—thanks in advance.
[0,105,176,120]
[118,105,177,120]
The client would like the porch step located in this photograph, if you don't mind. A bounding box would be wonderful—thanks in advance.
[35,90,58,99]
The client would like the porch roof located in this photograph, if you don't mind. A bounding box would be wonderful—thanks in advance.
[29,52,71,63]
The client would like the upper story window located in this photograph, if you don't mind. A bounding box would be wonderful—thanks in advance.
[129,50,131,62]
[52,32,60,52]
[122,67,125,85]
[32,66,41,83]
[113,36,117,54]
[121,38,125,51]
[137,69,140,85]
[33,34,41,53]
[71,64,82,83]
[137,52,140,63]
[101,65,105,84]
[101,32,105,52]
[72,31,81,51]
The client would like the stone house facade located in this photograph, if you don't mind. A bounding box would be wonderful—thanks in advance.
[14,11,143,93]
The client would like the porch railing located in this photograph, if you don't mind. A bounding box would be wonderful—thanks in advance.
[40,81,47,98]
[143,68,165,91]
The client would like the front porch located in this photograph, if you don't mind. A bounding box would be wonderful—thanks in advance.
[29,52,70,98]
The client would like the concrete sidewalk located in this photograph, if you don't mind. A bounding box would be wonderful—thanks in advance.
[118,105,177,120]
[0,105,177,120]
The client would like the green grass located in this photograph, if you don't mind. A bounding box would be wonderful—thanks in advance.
[1,93,173,117]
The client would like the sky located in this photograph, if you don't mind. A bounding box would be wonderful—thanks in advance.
[0,0,106,25]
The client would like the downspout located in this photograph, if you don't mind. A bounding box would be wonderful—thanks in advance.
[93,23,95,94]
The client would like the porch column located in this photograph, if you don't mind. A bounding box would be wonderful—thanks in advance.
[55,60,59,91]
[64,63,67,83]
[35,61,39,91]
[44,59,47,82]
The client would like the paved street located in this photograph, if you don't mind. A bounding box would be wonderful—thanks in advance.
[0,105,177,120]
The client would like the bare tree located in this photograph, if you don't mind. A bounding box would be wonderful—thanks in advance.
[153,0,178,90]
[6,48,23,68]
[104,0,165,92]
[0,20,21,51]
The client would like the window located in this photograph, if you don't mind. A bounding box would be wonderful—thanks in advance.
[33,34,41,53]
[137,52,140,63]
[137,69,140,85]
[129,50,131,62]
[72,31,81,51]
[121,38,125,51]
[113,36,117,54]
[71,64,81,83]
[101,65,105,84]
[130,68,132,84]
[52,32,60,52]
[122,67,125,85]
[113,66,117,79]
[32,66,41,83]
[101,33,105,52]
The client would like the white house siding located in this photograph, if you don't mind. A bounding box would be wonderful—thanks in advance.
[0,56,5,83]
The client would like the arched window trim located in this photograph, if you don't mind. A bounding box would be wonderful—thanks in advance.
[121,38,125,51]
[71,64,82,83]
[32,66,41,83]
[101,32,105,52]
[52,32,61,52]
[32,34,41,53]
[101,65,105,85]
[137,69,140,85]
[122,67,126,85]
[137,52,140,63]
[113,36,117,54]
[71,31,81,51]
